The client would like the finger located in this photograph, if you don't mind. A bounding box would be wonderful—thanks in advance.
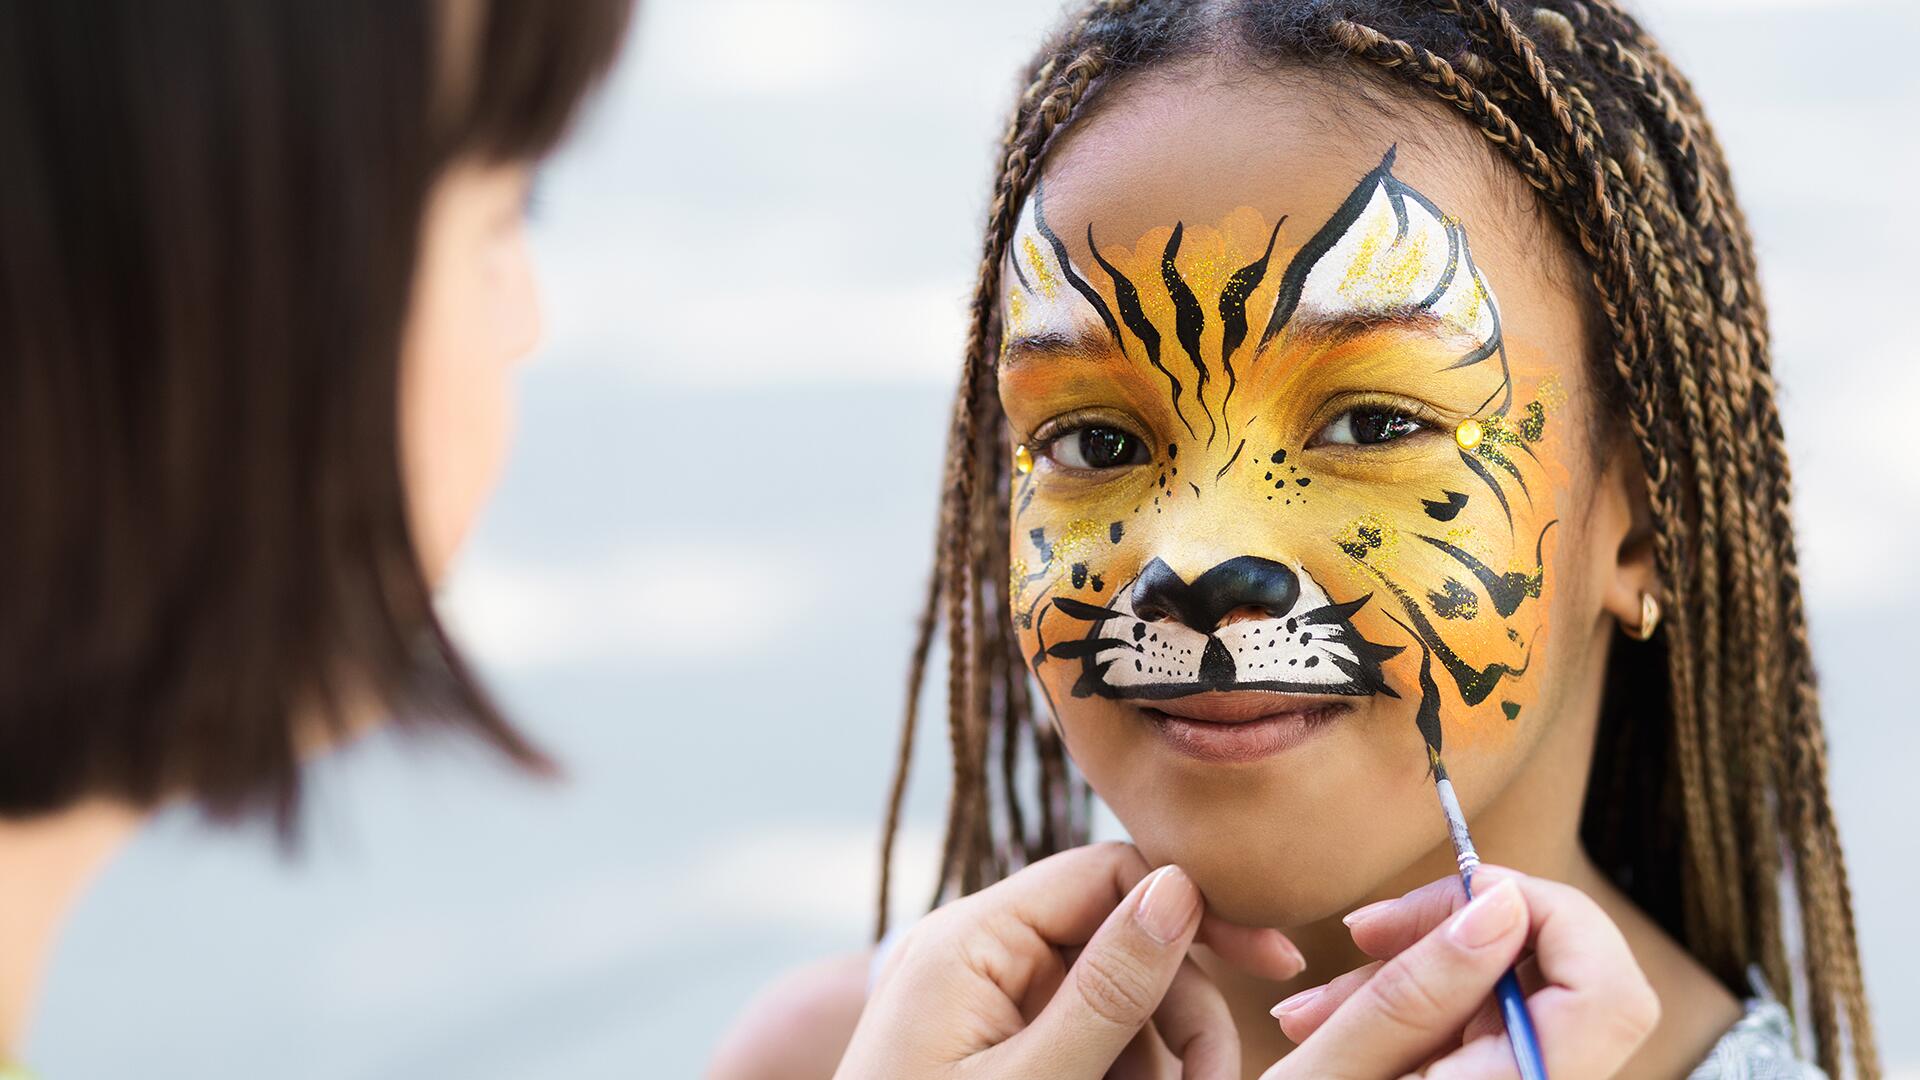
[1269,960,1380,1044]
[1420,1028,1522,1079]
[1108,1023,1167,1080]
[1153,957,1240,1080]
[1285,870,1531,1046]
[1456,954,1541,1047]
[982,864,1205,1078]
[1015,945,1068,1023]
[930,841,1155,1009]
[1483,879,1659,1076]
[1199,915,1307,981]
[1270,878,1529,1079]
[1283,949,1539,1047]
[1370,876,1659,1080]
[1343,866,1521,962]
[965,841,1156,948]
[1431,983,1657,1079]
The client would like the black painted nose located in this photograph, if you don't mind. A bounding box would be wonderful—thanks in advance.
[1129,556,1301,633]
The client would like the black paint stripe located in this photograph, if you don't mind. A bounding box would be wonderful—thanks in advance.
[1053,596,1125,622]
[1048,637,1137,660]
[1090,225,1195,438]
[1416,220,1463,310]
[1031,184,1123,351]
[1482,442,1532,505]
[1421,490,1469,522]
[1459,448,1512,533]
[1384,612,1445,755]
[1161,224,1216,445]
[1415,517,1557,618]
[1261,146,1399,353]
[1214,438,1246,482]
[1217,218,1283,433]
[1364,563,1531,706]
[1008,232,1034,294]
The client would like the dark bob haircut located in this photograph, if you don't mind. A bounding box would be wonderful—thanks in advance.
[0,0,630,826]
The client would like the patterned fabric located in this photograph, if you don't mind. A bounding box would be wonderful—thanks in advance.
[1688,971,1825,1080]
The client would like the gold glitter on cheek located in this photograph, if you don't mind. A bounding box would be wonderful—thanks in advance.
[1014,443,1034,475]
[1537,374,1568,410]
[1335,512,1401,573]
[1022,236,1060,299]
[1455,418,1484,450]
[1009,558,1030,605]
[1051,518,1103,562]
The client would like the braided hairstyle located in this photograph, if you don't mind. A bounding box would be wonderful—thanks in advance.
[875,1,1877,1073]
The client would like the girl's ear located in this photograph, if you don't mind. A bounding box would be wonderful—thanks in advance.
[1597,431,1660,636]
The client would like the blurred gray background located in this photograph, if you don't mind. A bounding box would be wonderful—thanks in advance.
[27,1,1917,1076]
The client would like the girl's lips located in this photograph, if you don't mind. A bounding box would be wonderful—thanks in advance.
[1140,692,1354,763]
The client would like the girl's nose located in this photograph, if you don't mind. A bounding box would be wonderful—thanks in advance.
[1128,554,1302,634]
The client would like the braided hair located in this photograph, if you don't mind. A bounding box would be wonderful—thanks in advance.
[875,2,1877,1074]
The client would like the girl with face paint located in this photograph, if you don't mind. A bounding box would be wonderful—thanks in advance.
[724,2,1878,1078]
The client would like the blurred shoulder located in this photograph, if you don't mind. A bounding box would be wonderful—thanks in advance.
[705,948,874,1080]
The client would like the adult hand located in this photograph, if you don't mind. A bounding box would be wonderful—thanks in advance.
[1262,868,1660,1079]
[833,842,1304,1080]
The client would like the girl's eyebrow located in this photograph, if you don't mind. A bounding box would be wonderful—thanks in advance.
[1287,308,1449,347]
[1001,326,1125,368]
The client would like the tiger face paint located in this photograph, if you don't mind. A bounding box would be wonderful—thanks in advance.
[999,124,1592,924]
[1008,145,1560,750]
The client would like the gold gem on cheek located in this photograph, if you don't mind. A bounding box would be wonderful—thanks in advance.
[1014,443,1034,475]
[1455,418,1484,450]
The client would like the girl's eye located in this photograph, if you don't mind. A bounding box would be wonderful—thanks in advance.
[1046,425,1150,470]
[1317,406,1427,447]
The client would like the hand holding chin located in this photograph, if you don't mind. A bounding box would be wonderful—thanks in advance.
[834,841,1301,1080]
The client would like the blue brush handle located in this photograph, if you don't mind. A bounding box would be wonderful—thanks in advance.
[1436,767,1549,1080]
[1493,967,1548,1080]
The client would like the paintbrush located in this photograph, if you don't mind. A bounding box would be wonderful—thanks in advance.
[1426,742,1549,1080]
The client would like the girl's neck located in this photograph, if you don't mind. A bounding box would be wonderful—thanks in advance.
[0,801,141,1059]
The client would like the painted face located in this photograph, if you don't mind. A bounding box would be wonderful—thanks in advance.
[999,73,1601,925]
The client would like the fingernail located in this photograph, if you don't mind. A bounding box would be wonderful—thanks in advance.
[1342,897,1396,930]
[1270,985,1322,1019]
[1448,878,1522,949]
[1135,865,1200,945]
[1276,935,1308,979]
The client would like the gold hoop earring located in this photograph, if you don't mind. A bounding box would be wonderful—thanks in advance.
[1626,592,1661,641]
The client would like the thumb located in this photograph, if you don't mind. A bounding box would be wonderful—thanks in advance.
[984,864,1203,1077]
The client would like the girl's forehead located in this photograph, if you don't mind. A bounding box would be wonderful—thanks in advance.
[1025,71,1585,365]
[1036,67,1525,273]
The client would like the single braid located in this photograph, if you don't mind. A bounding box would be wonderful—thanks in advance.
[874,561,943,939]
